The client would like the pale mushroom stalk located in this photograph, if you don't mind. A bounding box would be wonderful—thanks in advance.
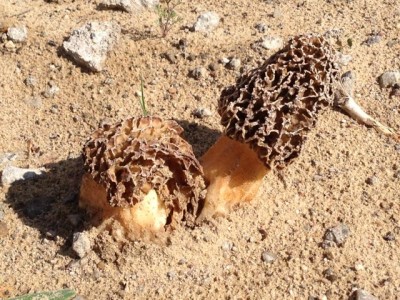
[198,35,399,221]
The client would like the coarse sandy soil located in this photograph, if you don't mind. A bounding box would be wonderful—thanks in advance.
[0,0,400,299]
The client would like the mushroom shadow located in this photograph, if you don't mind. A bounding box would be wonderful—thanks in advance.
[175,119,221,157]
[4,157,86,254]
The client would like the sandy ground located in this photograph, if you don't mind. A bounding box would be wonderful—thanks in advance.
[0,0,400,299]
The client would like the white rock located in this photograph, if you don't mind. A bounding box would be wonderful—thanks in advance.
[337,52,352,66]
[193,11,220,33]
[0,153,17,166]
[7,26,27,42]
[1,166,44,186]
[379,71,400,88]
[62,21,121,72]
[260,36,283,50]
[72,232,91,258]
[139,0,159,8]
[99,0,134,12]
[227,58,241,70]
[193,108,212,118]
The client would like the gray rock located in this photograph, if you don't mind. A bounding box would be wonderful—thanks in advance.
[349,289,378,300]
[190,67,207,80]
[193,12,220,33]
[227,58,241,70]
[193,108,212,118]
[43,82,60,98]
[62,21,121,72]
[7,26,27,42]
[363,34,381,46]
[255,23,267,33]
[261,250,277,263]
[323,223,350,246]
[139,0,159,8]
[99,0,134,12]
[379,71,400,88]
[259,36,283,50]
[24,75,37,87]
[72,232,91,258]
[1,166,44,186]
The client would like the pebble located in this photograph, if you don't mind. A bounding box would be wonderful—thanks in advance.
[365,176,378,185]
[63,21,121,72]
[255,23,267,33]
[227,58,241,70]
[323,223,350,247]
[166,271,176,280]
[261,251,277,263]
[5,40,15,50]
[25,97,43,109]
[259,36,283,50]
[24,75,37,87]
[193,11,220,33]
[98,0,134,13]
[221,241,233,251]
[190,67,207,80]
[43,84,60,98]
[7,26,27,42]
[383,231,395,241]
[337,52,352,66]
[72,232,91,258]
[193,107,212,118]
[0,221,8,237]
[0,153,17,166]
[163,52,177,64]
[220,57,230,65]
[323,268,338,282]
[349,289,378,300]
[378,71,400,88]
[1,165,44,186]
[363,34,381,46]
[140,0,159,8]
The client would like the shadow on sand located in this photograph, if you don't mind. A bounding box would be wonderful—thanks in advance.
[4,120,221,255]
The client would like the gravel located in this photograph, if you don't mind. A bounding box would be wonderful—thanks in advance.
[62,21,121,72]
[193,12,220,33]
[72,232,91,258]
[323,223,350,247]
[378,71,400,88]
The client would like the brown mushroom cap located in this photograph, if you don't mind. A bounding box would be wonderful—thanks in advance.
[82,116,205,227]
[219,34,341,170]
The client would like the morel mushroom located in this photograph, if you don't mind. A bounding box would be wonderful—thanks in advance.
[200,34,398,218]
[79,116,205,233]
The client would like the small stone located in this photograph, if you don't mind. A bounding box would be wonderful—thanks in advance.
[259,36,284,50]
[363,34,381,46]
[365,176,378,185]
[261,250,277,263]
[383,231,395,241]
[221,241,233,251]
[5,40,15,50]
[62,21,121,72]
[379,71,400,88]
[323,223,350,246]
[98,0,134,13]
[227,58,241,70]
[255,23,267,33]
[43,84,60,98]
[337,52,352,66]
[323,268,338,282]
[208,63,219,71]
[139,0,159,8]
[192,108,212,118]
[0,153,17,165]
[166,271,176,279]
[0,221,8,237]
[1,166,44,185]
[354,263,365,271]
[72,232,91,258]
[193,12,220,33]
[190,67,207,80]
[349,289,378,300]
[25,97,42,109]
[220,57,230,65]
[24,76,37,87]
[162,52,177,64]
[7,26,27,42]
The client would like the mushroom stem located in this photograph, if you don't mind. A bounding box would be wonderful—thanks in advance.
[198,135,269,219]
[338,96,399,140]
[79,174,168,232]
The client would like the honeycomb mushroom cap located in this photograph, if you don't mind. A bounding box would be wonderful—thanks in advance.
[219,34,341,170]
[82,116,205,226]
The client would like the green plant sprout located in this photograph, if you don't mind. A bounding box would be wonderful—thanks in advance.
[9,289,76,300]
[138,77,148,117]
[156,0,182,38]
